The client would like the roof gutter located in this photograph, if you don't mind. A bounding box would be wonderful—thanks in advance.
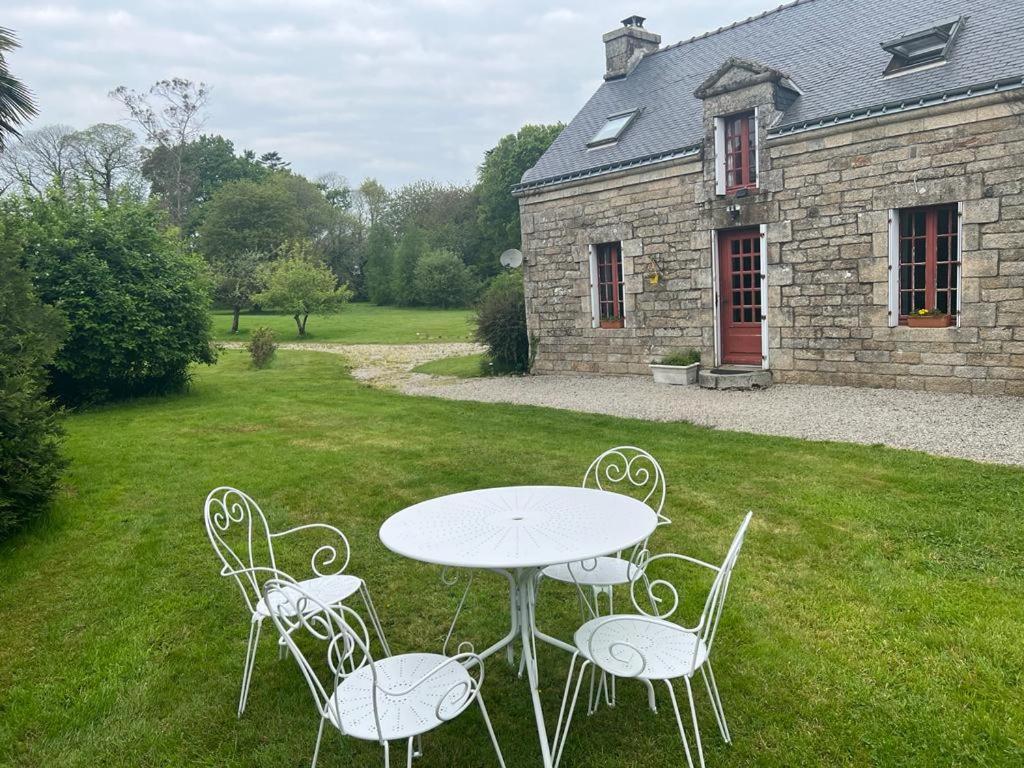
[513,143,701,196]
[770,75,1024,138]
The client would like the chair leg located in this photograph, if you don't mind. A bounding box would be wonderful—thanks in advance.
[553,658,591,768]
[382,740,390,767]
[664,680,696,768]
[704,661,731,743]
[311,718,326,768]
[700,666,728,744]
[406,737,415,768]
[551,653,578,754]
[360,582,392,657]
[684,676,706,768]
[477,694,507,767]
[238,618,262,718]
[642,678,658,713]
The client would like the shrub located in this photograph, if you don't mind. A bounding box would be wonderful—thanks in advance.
[3,191,215,406]
[414,248,478,308]
[475,271,529,373]
[247,326,277,368]
[660,350,700,366]
[0,228,67,539]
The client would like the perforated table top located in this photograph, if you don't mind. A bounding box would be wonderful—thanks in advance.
[380,485,657,570]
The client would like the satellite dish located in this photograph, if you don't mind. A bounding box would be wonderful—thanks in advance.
[500,248,523,269]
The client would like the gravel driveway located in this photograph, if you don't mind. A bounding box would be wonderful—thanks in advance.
[221,342,1022,466]
[402,373,1024,467]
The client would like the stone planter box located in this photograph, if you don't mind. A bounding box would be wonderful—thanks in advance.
[906,314,955,328]
[650,362,700,385]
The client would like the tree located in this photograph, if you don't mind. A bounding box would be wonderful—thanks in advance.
[363,222,395,305]
[110,78,210,228]
[5,190,214,405]
[0,27,37,151]
[142,134,268,234]
[355,177,388,228]
[258,151,290,172]
[211,249,268,334]
[391,226,427,306]
[477,123,563,255]
[0,221,66,539]
[0,124,78,196]
[254,242,352,336]
[69,123,143,204]
[414,248,478,308]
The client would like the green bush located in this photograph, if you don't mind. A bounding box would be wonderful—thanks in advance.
[413,248,478,308]
[475,271,529,373]
[660,349,700,366]
[247,326,277,368]
[0,227,67,539]
[2,191,215,406]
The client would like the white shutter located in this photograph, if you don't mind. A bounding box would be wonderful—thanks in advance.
[753,107,761,190]
[710,230,721,365]
[759,223,769,369]
[714,117,726,196]
[588,245,599,328]
[956,202,964,328]
[887,210,899,327]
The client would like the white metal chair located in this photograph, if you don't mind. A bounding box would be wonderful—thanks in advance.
[204,486,391,717]
[542,446,669,591]
[262,576,507,768]
[551,512,753,768]
[540,446,670,707]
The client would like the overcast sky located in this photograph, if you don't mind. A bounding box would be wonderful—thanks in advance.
[6,1,773,187]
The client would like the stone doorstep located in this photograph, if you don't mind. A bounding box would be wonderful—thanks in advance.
[698,366,774,390]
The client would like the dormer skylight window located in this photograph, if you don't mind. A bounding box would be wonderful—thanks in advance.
[881,16,964,76]
[588,109,639,148]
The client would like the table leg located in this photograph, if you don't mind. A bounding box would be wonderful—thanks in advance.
[516,568,554,768]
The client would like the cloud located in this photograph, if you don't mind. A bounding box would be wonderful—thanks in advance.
[9,0,779,185]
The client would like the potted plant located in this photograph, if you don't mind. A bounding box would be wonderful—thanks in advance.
[906,308,954,328]
[599,314,624,329]
[650,349,701,385]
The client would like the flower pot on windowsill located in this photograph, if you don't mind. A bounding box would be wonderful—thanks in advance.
[650,362,700,385]
[905,313,954,328]
[599,318,624,329]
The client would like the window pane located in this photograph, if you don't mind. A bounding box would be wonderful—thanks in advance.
[589,112,635,145]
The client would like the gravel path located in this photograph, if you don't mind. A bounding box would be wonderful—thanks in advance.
[402,372,1024,466]
[220,341,484,388]
[221,342,1023,466]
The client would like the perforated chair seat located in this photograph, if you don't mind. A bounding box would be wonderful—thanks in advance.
[327,653,475,740]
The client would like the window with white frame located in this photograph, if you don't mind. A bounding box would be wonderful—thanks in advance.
[589,242,625,328]
[714,109,759,195]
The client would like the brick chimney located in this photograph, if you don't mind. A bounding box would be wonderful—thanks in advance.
[603,15,660,80]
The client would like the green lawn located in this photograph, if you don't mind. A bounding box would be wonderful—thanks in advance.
[213,303,474,344]
[1,351,1021,767]
[412,352,487,378]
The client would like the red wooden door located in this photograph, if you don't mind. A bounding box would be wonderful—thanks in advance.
[718,229,763,366]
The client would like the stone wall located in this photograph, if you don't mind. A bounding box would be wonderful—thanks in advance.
[519,91,1024,395]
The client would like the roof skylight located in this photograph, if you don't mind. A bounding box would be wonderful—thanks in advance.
[588,109,639,147]
[881,16,964,75]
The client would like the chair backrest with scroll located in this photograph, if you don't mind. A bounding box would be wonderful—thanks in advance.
[204,486,279,616]
[583,446,669,558]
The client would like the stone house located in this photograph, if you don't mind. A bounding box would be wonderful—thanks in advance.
[515,1,1024,394]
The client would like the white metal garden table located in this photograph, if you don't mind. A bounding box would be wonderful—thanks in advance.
[379,485,657,767]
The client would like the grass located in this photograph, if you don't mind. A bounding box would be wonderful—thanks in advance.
[212,303,474,344]
[0,351,1022,767]
[412,353,487,378]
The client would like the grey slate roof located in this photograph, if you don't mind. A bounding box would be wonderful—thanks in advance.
[519,0,1024,190]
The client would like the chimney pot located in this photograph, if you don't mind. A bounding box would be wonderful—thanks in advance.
[603,15,660,80]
